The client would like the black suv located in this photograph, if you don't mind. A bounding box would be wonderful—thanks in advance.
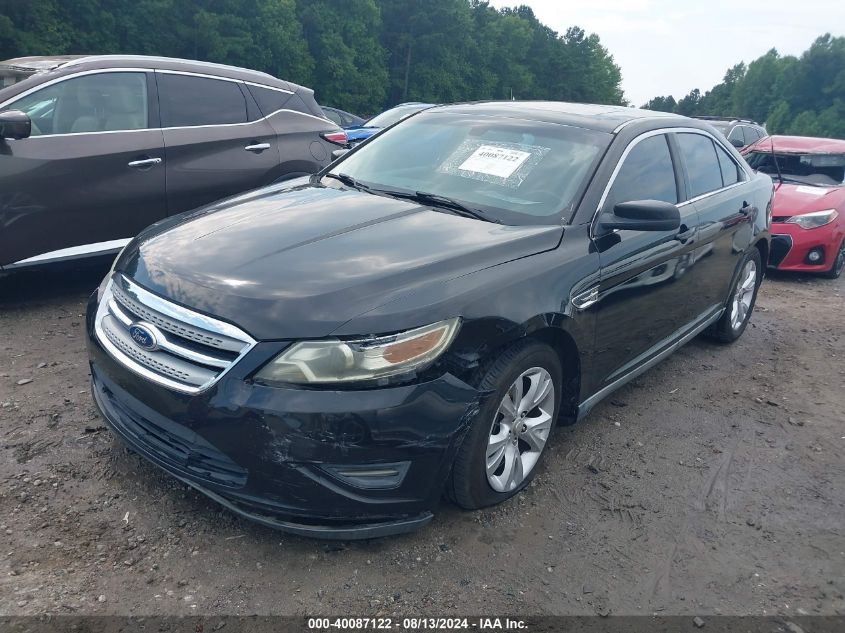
[694,116,767,150]
[0,55,345,272]
[87,103,773,539]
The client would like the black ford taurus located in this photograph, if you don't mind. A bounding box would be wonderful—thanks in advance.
[86,102,773,539]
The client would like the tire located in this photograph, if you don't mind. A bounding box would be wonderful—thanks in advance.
[705,248,762,344]
[447,341,562,510]
[821,239,845,279]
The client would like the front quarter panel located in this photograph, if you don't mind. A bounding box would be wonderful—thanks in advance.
[334,224,600,403]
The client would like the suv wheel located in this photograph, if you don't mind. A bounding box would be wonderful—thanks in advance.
[448,341,562,509]
[706,248,762,343]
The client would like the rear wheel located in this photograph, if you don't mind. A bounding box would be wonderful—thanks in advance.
[821,239,845,279]
[448,341,562,509]
[705,248,762,344]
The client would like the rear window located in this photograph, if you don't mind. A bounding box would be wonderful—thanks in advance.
[158,73,247,127]
[715,143,742,186]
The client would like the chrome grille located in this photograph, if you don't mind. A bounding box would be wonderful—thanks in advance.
[94,275,255,394]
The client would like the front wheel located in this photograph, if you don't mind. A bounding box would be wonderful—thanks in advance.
[705,248,762,343]
[447,341,562,510]
[821,239,845,279]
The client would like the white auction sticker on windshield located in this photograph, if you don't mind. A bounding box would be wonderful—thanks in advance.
[458,145,532,179]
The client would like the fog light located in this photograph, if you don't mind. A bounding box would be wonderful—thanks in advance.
[806,248,824,264]
[320,462,410,490]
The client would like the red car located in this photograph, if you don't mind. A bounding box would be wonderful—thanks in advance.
[744,135,845,279]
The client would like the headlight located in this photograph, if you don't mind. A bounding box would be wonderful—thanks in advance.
[254,318,461,385]
[785,209,838,229]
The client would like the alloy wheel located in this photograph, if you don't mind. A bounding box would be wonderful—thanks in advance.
[730,259,757,331]
[834,242,845,277]
[485,367,555,492]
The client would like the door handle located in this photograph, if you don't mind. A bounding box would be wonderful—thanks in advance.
[244,143,271,153]
[675,224,695,244]
[127,157,162,169]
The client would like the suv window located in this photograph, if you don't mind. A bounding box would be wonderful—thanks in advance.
[8,72,148,136]
[677,133,723,198]
[604,134,678,210]
[158,73,247,127]
[727,126,745,146]
[247,84,292,118]
[322,108,342,125]
[714,143,741,186]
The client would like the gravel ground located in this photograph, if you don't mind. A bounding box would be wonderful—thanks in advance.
[0,260,843,617]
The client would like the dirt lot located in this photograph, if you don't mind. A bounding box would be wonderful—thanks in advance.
[0,261,843,617]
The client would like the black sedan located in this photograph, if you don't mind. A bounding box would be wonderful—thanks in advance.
[86,102,773,538]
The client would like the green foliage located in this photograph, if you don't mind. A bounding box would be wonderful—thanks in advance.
[0,0,624,114]
[641,35,845,140]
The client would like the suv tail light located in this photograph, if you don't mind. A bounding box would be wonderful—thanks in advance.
[321,130,348,146]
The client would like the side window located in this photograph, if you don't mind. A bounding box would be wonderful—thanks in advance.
[727,126,745,146]
[322,108,342,125]
[715,142,741,186]
[247,84,292,117]
[604,134,678,211]
[158,73,247,127]
[8,72,148,136]
[677,133,724,198]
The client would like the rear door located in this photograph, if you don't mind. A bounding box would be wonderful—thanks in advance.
[674,131,753,318]
[156,71,280,215]
[590,132,701,392]
[0,70,165,267]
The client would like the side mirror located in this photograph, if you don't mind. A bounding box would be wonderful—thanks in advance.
[331,148,350,160]
[0,110,31,140]
[598,200,681,233]
[729,137,744,148]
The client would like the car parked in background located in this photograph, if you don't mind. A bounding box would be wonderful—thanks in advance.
[744,135,845,278]
[87,102,772,538]
[344,102,435,145]
[694,116,767,150]
[0,55,347,272]
[321,105,365,128]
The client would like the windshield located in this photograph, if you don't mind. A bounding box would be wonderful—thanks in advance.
[326,111,611,225]
[366,104,431,128]
[746,151,845,186]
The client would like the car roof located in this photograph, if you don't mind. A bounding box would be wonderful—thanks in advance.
[0,54,301,92]
[427,101,689,134]
[0,55,87,73]
[693,115,761,126]
[747,135,845,154]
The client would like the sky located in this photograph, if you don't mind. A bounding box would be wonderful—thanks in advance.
[488,0,844,106]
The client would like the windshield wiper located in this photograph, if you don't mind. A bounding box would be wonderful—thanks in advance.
[392,191,500,224]
[323,172,375,193]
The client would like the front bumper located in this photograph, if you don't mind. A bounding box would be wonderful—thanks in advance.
[769,221,843,272]
[87,295,480,539]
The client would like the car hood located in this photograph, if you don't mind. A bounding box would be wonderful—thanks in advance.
[120,184,563,340]
[772,182,845,217]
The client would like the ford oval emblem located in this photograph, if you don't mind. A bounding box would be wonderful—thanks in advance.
[128,323,158,351]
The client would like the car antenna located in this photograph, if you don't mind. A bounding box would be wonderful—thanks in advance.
[770,136,783,185]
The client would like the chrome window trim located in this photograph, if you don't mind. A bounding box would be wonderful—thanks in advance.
[242,79,294,95]
[1,67,327,135]
[591,127,752,238]
[0,67,154,109]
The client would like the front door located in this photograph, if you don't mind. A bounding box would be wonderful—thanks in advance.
[155,71,280,215]
[0,71,165,267]
[590,132,701,392]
